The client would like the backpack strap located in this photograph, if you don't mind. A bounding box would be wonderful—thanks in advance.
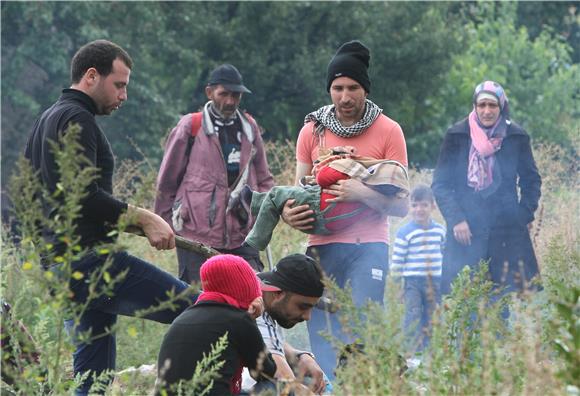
[191,112,202,137]
[186,112,203,158]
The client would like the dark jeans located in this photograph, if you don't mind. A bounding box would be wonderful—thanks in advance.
[306,242,389,381]
[442,225,539,302]
[58,251,193,396]
[176,244,264,284]
[403,276,441,352]
[440,232,489,295]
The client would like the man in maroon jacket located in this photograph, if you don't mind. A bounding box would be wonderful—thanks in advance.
[155,64,274,284]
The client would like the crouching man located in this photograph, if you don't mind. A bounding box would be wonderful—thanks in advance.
[244,254,331,395]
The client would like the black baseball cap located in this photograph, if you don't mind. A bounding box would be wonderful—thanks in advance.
[207,64,252,94]
[258,254,324,298]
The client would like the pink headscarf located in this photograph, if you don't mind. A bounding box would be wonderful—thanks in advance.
[467,81,510,193]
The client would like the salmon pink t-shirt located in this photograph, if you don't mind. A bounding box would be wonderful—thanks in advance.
[296,114,408,246]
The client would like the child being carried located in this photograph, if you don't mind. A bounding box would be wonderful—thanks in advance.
[240,146,410,251]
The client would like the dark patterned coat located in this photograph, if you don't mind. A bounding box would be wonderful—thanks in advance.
[432,118,541,294]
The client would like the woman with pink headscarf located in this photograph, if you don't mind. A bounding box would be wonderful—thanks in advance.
[432,81,541,297]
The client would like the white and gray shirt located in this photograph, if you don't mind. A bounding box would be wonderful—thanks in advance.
[256,311,285,357]
[241,311,285,390]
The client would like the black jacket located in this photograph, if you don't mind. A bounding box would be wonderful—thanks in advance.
[156,301,277,396]
[24,89,127,255]
[432,118,542,290]
[432,118,541,234]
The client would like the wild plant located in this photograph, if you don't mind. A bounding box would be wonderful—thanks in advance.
[327,261,574,396]
[1,125,209,395]
[155,333,228,396]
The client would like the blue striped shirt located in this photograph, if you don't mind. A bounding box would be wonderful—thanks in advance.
[391,220,445,277]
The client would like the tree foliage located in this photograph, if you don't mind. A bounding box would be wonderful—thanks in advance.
[407,2,579,164]
[1,1,578,185]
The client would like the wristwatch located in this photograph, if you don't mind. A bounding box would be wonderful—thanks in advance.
[296,351,315,360]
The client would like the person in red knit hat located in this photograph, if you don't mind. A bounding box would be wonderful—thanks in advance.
[156,255,276,396]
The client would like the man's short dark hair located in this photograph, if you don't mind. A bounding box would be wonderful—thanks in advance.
[71,40,133,83]
[410,184,434,203]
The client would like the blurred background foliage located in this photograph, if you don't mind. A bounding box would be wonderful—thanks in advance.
[2,1,578,185]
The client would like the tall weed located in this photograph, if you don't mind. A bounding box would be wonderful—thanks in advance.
[1,126,215,395]
[1,135,578,395]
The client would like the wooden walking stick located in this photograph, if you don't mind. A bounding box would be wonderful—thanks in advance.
[128,227,339,312]
[125,226,219,258]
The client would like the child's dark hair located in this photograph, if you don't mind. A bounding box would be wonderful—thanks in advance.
[410,184,434,203]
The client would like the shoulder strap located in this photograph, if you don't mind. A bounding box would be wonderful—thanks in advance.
[191,112,202,137]
[186,112,203,158]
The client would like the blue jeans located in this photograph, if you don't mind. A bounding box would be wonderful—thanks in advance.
[403,276,441,352]
[58,251,193,395]
[306,242,389,381]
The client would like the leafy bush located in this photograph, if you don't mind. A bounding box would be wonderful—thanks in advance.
[1,130,578,394]
[0,128,217,395]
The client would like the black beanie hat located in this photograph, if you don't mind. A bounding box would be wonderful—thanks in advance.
[326,40,371,93]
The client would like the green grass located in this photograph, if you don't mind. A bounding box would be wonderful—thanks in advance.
[2,140,578,395]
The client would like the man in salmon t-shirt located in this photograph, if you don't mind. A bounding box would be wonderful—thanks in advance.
[281,40,409,379]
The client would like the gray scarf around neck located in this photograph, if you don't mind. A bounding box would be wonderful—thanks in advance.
[304,99,382,138]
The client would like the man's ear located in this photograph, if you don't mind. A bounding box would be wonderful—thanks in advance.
[205,85,213,99]
[271,290,287,304]
[84,67,99,86]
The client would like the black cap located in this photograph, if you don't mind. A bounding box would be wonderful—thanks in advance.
[207,64,251,94]
[258,254,324,298]
[326,40,371,93]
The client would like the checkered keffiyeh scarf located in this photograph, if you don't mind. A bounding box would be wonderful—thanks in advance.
[304,99,382,138]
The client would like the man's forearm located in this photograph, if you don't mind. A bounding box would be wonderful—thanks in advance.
[272,353,295,380]
[360,187,409,218]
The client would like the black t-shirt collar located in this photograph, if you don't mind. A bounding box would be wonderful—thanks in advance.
[61,88,99,115]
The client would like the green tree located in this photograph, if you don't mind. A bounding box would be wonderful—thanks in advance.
[420,2,579,165]
[2,1,576,188]
[1,2,463,185]
[517,2,579,63]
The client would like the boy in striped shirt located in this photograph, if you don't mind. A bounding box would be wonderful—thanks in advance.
[391,184,445,351]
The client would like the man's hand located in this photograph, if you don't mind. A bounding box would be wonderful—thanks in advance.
[453,220,472,246]
[323,179,409,217]
[247,297,264,319]
[295,354,325,394]
[281,199,315,230]
[322,178,367,203]
[277,381,313,396]
[130,206,176,250]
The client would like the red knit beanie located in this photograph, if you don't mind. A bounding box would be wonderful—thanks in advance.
[198,254,262,310]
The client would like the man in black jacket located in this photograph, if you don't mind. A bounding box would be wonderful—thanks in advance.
[24,40,193,395]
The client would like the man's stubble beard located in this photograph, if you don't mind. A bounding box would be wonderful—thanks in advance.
[267,297,299,329]
[211,102,237,120]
